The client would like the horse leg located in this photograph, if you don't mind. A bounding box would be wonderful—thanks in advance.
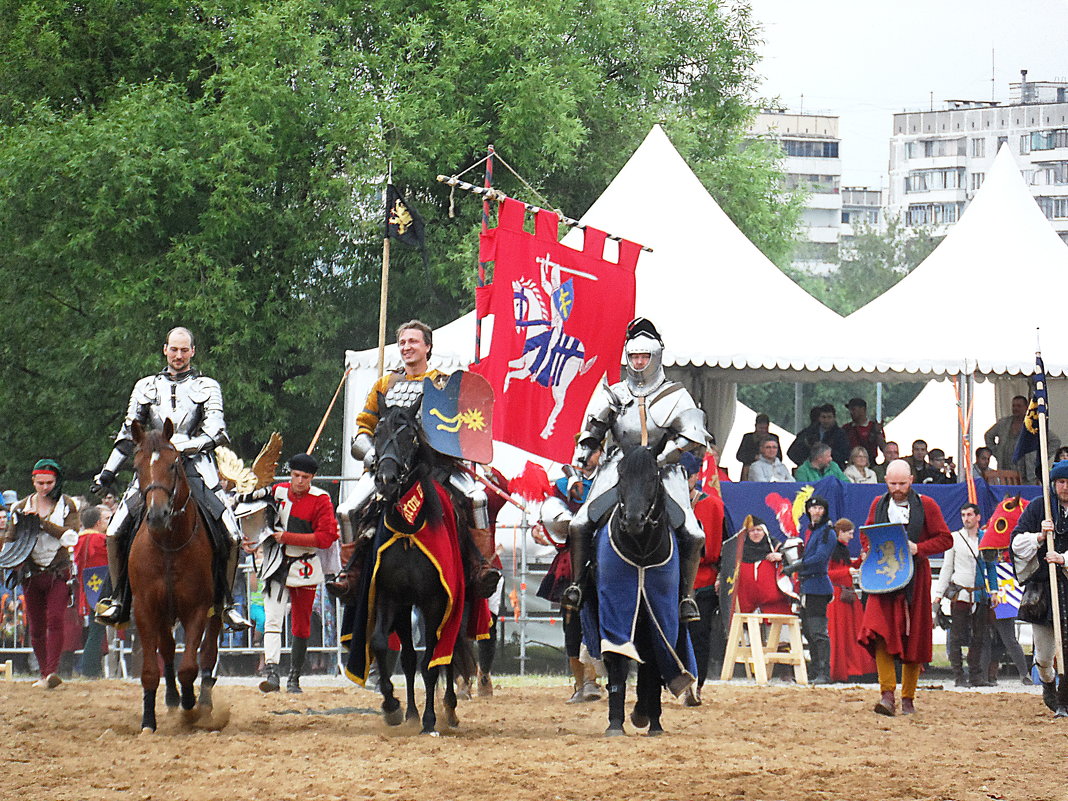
[198,614,221,710]
[135,610,161,734]
[178,611,207,720]
[418,634,440,735]
[604,653,629,737]
[442,661,460,729]
[371,601,403,726]
[394,609,420,723]
[160,628,180,709]
[637,659,664,736]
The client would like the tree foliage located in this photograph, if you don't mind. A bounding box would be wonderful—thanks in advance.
[0,0,801,491]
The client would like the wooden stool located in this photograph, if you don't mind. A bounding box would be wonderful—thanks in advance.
[720,612,808,685]
[0,659,12,681]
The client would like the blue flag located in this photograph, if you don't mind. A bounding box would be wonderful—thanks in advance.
[1013,354,1047,463]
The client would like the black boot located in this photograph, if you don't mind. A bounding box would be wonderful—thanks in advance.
[1056,677,1068,718]
[259,663,280,693]
[222,542,252,631]
[678,531,702,623]
[1042,680,1058,711]
[562,525,590,613]
[287,637,308,694]
[95,535,129,626]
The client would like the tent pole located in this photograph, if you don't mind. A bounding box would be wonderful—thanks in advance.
[793,382,803,432]
[876,381,883,422]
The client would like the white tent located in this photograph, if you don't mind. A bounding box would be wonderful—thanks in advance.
[846,145,1068,378]
[883,379,996,468]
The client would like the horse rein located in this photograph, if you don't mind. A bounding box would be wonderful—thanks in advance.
[141,454,199,553]
[375,416,423,489]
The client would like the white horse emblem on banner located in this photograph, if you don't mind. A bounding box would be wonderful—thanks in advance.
[503,254,598,439]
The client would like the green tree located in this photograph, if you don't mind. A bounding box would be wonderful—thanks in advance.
[0,0,802,491]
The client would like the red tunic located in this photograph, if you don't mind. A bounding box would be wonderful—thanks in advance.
[827,557,875,680]
[858,493,952,663]
[735,558,793,616]
[693,492,724,590]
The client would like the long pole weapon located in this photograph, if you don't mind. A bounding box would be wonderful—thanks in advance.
[1034,331,1063,673]
[474,145,495,364]
[306,367,352,455]
[376,164,393,379]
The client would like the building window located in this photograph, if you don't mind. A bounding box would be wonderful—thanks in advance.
[997,136,1008,152]
[1032,162,1068,186]
[1037,196,1068,219]
[1021,134,1031,155]
[1030,129,1068,151]
[905,167,966,192]
[907,202,963,225]
[970,173,985,190]
[905,138,967,159]
[783,140,840,158]
[971,138,985,158]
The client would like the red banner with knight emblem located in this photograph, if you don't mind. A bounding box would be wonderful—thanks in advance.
[471,197,641,462]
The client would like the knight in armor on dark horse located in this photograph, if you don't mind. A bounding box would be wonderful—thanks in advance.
[330,320,499,599]
[563,318,711,622]
[92,327,251,631]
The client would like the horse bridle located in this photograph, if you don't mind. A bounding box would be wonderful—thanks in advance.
[375,414,423,491]
[140,450,197,552]
[614,481,666,563]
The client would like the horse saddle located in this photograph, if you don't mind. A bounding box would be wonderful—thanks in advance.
[0,514,39,570]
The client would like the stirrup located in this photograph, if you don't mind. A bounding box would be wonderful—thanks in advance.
[561,584,582,613]
[223,605,252,631]
[679,596,700,623]
[94,598,125,626]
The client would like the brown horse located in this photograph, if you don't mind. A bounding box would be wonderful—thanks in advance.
[129,419,221,733]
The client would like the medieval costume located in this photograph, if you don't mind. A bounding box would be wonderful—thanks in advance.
[827,545,874,681]
[860,487,951,714]
[734,525,793,616]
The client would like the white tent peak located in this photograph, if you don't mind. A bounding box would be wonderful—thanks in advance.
[846,141,1068,376]
[569,124,845,371]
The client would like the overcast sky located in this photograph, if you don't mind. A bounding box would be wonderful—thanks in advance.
[750,0,1068,189]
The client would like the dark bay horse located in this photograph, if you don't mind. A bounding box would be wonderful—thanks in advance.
[367,400,463,734]
[586,445,695,736]
[129,419,221,733]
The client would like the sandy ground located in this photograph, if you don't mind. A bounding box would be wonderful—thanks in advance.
[0,674,1062,801]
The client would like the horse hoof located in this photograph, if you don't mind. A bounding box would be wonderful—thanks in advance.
[421,729,441,737]
[444,709,460,728]
[605,726,625,737]
[140,727,156,736]
[383,708,405,727]
[182,707,202,725]
[630,711,650,728]
[647,728,664,737]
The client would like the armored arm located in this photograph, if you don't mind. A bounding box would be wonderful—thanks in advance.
[98,379,152,478]
[658,406,710,467]
[177,378,229,454]
[573,388,618,468]
[350,432,376,469]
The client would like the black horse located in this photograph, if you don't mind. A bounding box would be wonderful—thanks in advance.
[586,445,696,737]
[363,400,468,734]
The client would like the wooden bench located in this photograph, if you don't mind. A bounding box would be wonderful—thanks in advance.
[0,659,12,681]
[720,612,808,685]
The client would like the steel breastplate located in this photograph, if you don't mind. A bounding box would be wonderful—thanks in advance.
[384,377,426,410]
[144,374,208,437]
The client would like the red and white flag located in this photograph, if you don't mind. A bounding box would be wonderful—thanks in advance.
[472,198,641,462]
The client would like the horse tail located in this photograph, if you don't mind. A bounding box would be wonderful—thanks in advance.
[452,618,477,685]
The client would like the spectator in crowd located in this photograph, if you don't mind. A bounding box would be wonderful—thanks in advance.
[1056,446,1068,462]
[2,489,18,508]
[684,451,728,706]
[239,452,338,694]
[796,496,836,684]
[860,460,951,715]
[0,508,7,532]
[921,448,957,484]
[795,442,848,483]
[934,503,995,686]
[873,441,900,482]
[707,444,731,483]
[985,395,1028,475]
[74,505,111,678]
[844,446,878,484]
[827,519,874,681]
[748,436,793,482]
[842,398,886,464]
[736,414,780,481]
[903,439,931,481]
[1011,460,1068,716]
[788,404,850,469]
[3,460,79,689]
[972,447,993,483]
[733,515,793,616]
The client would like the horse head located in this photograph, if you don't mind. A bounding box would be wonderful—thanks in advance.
[132,418,185,531]
[615,446,664,542]
[373,396,425,502]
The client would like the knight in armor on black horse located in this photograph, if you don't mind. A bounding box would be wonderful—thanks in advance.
[563,318,711,622]
[92,327,251,631]
[330,320,499,600]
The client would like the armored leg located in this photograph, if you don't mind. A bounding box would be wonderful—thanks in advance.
[337,472,376,544]
[563,512,593,612]
[222,542,252,631]
[95,492,140,626]
[677,526,703,623]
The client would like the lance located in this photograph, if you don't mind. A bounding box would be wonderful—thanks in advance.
[475,145,495,364]
[1033,332,1063,673]
[306,367,351,455]
[377,165,393,379]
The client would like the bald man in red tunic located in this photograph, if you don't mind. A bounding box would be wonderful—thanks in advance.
[859,459,951,716]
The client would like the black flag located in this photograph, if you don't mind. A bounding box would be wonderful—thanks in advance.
[385,183,428,259]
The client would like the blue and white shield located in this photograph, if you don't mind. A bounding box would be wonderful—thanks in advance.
[859,523,914,594]
[552,278,575,322]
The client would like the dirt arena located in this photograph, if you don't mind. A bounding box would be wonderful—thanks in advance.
[1,676,1062,801]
